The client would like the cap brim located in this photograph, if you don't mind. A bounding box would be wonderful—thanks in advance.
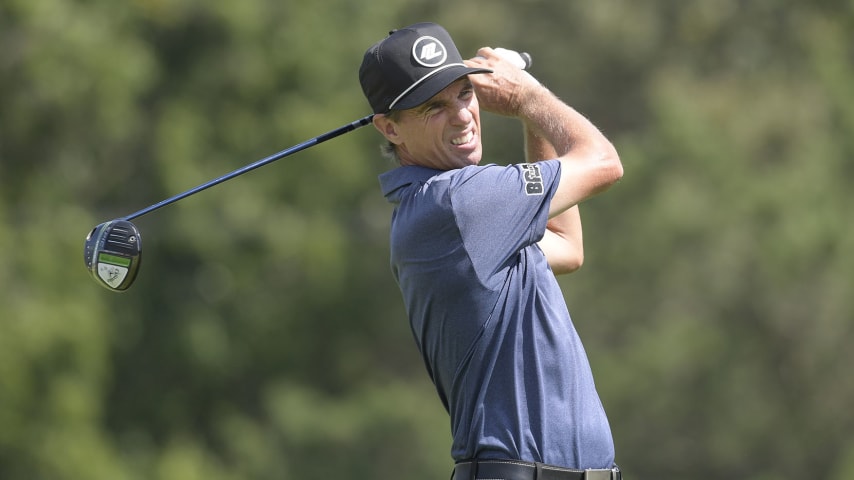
[390,65,492,111]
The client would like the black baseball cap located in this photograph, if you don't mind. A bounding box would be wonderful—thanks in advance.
[359,22,492,114]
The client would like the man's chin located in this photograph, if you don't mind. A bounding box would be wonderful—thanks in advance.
[456,147,482,167]
[452,155,481,169]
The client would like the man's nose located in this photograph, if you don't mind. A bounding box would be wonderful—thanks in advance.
[450,102,473,125]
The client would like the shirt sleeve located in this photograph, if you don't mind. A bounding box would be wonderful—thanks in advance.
[448,160,561,282]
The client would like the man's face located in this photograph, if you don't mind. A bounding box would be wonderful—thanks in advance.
[389,77,483,170]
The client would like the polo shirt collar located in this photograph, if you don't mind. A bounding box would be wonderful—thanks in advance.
[379,165,441,202]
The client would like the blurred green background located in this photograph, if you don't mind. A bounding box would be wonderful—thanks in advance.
[2,0,853,479]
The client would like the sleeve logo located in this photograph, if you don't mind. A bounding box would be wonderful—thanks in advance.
[520,164,544,196]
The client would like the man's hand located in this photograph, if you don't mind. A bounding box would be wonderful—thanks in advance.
[464,47,541,118]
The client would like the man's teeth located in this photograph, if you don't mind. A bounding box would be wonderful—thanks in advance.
[451,132,473,145]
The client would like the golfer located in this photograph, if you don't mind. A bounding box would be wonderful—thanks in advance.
[359,22,624,480]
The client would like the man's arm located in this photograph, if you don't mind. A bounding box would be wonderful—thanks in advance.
[466,48,623,218]
[525,123,584,275]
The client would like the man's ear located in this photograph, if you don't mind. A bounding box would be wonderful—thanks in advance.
[372,114,403,145]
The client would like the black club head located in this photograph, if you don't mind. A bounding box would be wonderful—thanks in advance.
[84,219,142,292]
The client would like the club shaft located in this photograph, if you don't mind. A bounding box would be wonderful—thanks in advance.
[122,114,375,222]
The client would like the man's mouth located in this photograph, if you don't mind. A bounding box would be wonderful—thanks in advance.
[451,131,474,146]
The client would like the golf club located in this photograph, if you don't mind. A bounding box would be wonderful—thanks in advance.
[84,114,373,291]
[84,49,532,292]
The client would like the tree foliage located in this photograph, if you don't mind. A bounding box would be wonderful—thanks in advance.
[1,1,852,479]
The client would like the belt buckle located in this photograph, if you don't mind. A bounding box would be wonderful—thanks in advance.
[584,468,615,480]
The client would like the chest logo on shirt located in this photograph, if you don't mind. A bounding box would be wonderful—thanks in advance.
[520,164,544,196]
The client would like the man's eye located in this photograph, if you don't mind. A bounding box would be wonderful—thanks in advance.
[424,104,442,115]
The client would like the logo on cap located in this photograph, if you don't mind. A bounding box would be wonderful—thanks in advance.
[412,36,447,68]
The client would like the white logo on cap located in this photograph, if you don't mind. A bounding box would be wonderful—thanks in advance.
[412,36,447,67]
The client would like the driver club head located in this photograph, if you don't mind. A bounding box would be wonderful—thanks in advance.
[84,219,142,292]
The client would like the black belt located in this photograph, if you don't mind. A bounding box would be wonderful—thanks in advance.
[452,459,622,480]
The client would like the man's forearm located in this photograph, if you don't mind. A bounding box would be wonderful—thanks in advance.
[519,85,622,217]
[520,86,589,159]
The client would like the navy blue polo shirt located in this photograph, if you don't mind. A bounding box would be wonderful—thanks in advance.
[379,161,614,469]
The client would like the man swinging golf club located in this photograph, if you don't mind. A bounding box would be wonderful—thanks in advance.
[359,22,624,479]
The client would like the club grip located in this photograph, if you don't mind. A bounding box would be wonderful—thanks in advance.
[493,48,533,70]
